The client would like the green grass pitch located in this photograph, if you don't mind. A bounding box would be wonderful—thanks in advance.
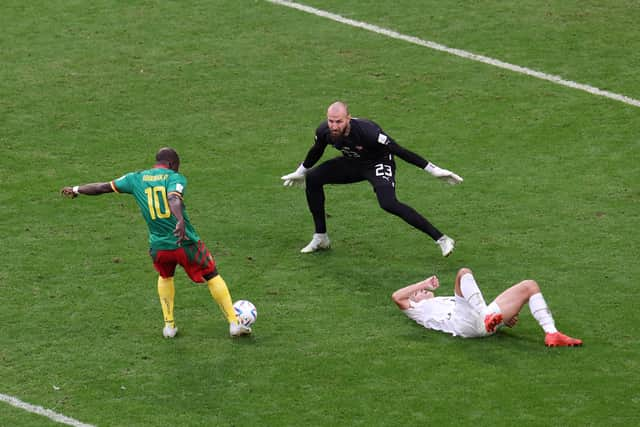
[1,1,639,425]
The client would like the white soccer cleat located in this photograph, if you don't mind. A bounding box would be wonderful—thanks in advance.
[436,235,455,257]
[300,233,331,253]
[229,321,252,337]
[162,324,178,338]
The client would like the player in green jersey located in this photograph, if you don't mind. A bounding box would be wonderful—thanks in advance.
[61,147,251,338]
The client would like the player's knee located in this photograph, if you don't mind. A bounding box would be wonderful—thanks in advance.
[522,279,540,295]
[458,267,472,276]
[456,267,473,282]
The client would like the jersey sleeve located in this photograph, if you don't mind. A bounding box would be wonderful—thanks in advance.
[167,173,187,199]
[111,173,135,194]
[387,141,429,168]
[302,127,329,168]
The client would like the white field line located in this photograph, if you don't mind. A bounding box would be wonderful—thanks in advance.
[0,393,95,427]
[266,0,640,108]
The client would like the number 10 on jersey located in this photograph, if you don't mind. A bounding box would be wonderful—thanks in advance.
[144,186,171,220]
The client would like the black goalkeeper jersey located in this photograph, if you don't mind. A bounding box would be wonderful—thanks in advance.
[302,118,429,169]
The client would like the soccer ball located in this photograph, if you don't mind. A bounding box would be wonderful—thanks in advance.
[233,300,257,327]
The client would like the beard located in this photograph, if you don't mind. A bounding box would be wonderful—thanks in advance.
[329,124,349,141]
[329,130,342,141]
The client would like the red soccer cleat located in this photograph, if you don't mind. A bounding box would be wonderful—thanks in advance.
[484,313,503,333]
[545,332,583,347]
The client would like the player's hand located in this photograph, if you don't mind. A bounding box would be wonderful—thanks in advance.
[424,162,463,185]
[60,186,78,198]
[505,315,519,328]
[424,275,440,291]
[281,164,308,187]
[173,220,188,244]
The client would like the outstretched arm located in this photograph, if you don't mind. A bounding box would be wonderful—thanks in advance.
[302,138,327,169]
[391,275,439,310]
[281,138,327,187]
[387,142,429,168]
[387,142,463,185]
[60,182,114,198]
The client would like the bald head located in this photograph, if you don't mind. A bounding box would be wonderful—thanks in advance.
[327,101,349,116]
[326,101,351,139]
[156,147,180,171]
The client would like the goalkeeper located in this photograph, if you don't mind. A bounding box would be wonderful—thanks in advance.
[282,101,462,256]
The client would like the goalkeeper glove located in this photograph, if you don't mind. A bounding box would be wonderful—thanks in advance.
[281,164,308,187]
[424,162,463,185]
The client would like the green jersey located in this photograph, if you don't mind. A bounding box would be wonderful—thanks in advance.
[112,165,201,250]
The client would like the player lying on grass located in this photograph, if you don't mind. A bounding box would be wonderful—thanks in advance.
[61,147,251,338]
[392,267,582,347]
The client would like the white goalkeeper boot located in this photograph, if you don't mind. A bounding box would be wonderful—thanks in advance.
[436,235,455,257]
[300,233,331,253]
[229,321,252,337]
[163,324,178,338]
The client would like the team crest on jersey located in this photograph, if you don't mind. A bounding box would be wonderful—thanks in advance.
[176,183,184,193]
[377,134,389,145]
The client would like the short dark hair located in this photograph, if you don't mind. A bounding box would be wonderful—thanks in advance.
[156,147,180,165]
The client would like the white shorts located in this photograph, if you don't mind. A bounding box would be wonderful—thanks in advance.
[451,296,501,338]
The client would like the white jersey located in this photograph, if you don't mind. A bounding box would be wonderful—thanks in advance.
[403,296,458,335]
[403,295,496,338]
